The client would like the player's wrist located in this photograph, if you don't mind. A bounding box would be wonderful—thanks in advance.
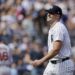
[40,58,45,64]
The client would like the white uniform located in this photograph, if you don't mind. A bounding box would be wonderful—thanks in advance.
[0,43,12,75]
[43,22,74,75]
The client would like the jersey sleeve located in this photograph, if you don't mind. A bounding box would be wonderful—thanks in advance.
[53,25,64,42]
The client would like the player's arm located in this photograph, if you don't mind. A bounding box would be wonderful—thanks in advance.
[32,40,62,66]
[41,40,62,62]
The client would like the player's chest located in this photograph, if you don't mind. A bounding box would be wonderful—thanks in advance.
[48,30,55,43]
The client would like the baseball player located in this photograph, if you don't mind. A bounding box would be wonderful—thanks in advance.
[0,37,12,75]
[31,5,74,75]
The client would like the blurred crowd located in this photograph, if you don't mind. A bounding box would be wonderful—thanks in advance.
[0,0,75,75]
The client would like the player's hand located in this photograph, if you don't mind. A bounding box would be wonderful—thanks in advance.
[31,59,43,67]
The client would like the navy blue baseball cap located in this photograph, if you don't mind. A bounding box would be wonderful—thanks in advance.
[46,5,62,16]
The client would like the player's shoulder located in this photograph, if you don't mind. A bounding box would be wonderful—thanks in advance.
[56,21,65,27]
[0,43,6,47]
[55,21,66,30]
[0,43,9,49]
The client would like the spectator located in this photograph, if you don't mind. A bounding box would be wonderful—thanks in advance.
[11,63,18,75]
[25,39,45,75]
[0,0,75,75]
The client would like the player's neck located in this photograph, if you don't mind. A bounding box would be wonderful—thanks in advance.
[50,20,58,29]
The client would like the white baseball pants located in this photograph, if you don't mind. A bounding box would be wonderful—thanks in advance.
[43,59,74,75]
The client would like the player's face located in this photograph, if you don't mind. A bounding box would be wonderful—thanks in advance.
[47,13,57,24]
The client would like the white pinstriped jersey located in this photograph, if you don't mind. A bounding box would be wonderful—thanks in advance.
[0,43,12,66]
[44,21,74,75]
[48,22,72,59]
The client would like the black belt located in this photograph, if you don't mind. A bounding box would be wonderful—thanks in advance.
[50,57,70,64]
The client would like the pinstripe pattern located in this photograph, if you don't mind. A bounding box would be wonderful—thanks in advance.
[48,22,72,58]
[43,21,74,75]
[43,59,74,75]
